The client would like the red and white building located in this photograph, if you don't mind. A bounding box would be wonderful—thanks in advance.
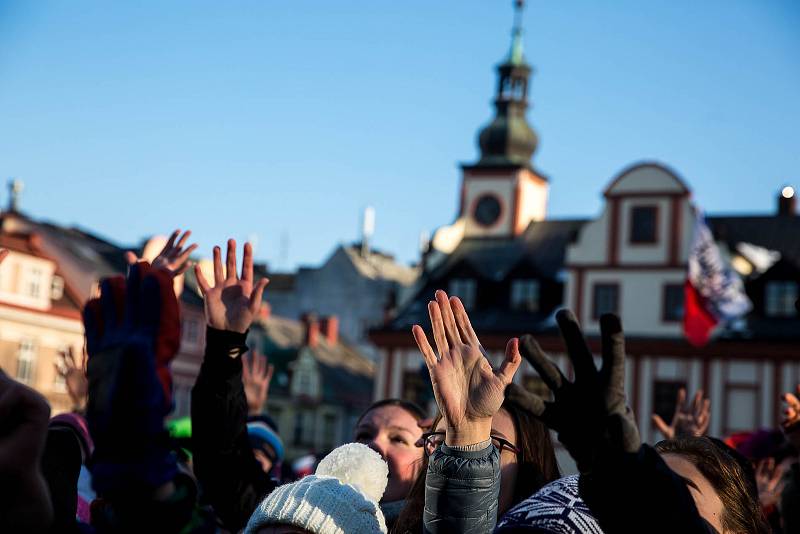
[370,7,800,453]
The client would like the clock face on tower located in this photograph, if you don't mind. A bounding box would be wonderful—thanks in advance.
[473,194,502,227]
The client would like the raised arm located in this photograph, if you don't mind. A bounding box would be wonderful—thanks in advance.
[412,290,520,534]
[190,239,272,532]
[514,311,713,534]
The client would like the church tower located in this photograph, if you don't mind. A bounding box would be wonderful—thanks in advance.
[460,0,549,238]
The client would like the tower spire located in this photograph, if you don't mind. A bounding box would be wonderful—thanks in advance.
[508,0,525,65]
[470,0,538,169]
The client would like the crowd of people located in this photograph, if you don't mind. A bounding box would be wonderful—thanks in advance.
[1,231,799,533]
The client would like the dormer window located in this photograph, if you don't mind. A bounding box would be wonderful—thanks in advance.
[50,276,64,301]
[629,206,658,244]
[511,279,540,311]
[449,278,477,310]
[25,267,44,298]
[765,281,798,317]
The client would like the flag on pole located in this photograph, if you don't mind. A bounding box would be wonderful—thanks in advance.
[684,212,752,346]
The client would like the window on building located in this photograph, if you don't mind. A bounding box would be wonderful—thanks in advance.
[293,410,314,446]
[662,284,685,322]
[16,339,36,384]
[297,370,313,397]
[449,278,477,310]
[511,279,540,312]
[26,268,44,298]
[765,281,798,317]
[725,386,758,433]
[323,413,338,449]
[403,366,435,409]
[629,206,658,244]
[50,276,65,301]
[592,284,619,319]
[652,380,686,427]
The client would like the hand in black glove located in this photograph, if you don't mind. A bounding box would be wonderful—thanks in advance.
[513,310,640,473]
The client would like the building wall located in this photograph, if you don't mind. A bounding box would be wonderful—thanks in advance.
[0,311,84,414]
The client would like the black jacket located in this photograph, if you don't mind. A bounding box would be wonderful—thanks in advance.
[191,327,277,533]
[423,443,500,534]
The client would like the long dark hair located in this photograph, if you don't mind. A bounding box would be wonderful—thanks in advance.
[392,387,561,533]
[655,437,770,534]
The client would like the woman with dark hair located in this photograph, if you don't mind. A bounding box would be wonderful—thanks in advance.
[393,388,560,534]
[353,398,427,529]
[655,437,770,534]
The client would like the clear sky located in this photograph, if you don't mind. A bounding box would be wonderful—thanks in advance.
[0,1,797,270]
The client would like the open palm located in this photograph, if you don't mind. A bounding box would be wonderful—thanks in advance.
[195,239,268,334]
[413,290,520,432]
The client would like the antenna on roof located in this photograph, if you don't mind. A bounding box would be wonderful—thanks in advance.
[7,179,23,212]
[361,206,375,258]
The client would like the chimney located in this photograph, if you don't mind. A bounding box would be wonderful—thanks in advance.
[301,313,319,348]
[778,186,796,216]
[320,315,339,345]
[361,206,375,258]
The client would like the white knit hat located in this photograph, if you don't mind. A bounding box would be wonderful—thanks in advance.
[244,442,389,534]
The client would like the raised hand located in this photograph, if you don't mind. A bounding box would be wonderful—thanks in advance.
[412,290,520,446]
[125,229,197,277]
[755,457,787,509]
[514,310,639,473]
[652,388,710,440]
[55,346,88,411]
[242,349,274,415]
[194,239,269,334]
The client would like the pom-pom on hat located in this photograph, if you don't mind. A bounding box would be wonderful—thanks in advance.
[244,442,388,534]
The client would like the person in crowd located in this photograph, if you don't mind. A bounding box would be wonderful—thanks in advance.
[190,238,273,532]
[0,368,54,533]
[411,289,523,533]
[655,437,770,533]
[353,398,427,527]
[248,413,285,477]
[245,442,389,534]
[83,229,213,533]
[393,385,561,533]
[779,386,800,533]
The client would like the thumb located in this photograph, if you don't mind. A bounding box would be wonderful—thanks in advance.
[651,414,672,438]
[496,338,522,385]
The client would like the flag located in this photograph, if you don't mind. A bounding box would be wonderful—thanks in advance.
[684,212,752,346]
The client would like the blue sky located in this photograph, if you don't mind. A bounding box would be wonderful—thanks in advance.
[0,1,797,270]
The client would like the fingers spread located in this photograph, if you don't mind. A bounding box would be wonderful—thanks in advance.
[496,337,521,385]
[451,296,479,345]
[412,325,438,369]
[195,264,211,294]
[556,309,596,381]
[599,313,625,386]
[213,246,224,284]
[428,301,450,358]
[652,414,672,437]
[226,239,238,281]
[519,335,564,391]
[175,230,191,250]
[242,242,254,283]
[248,278,269,315]
[435,290,461,347]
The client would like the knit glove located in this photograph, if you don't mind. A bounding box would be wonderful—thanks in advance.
[83,262,180,496]
[513,310,640,474]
